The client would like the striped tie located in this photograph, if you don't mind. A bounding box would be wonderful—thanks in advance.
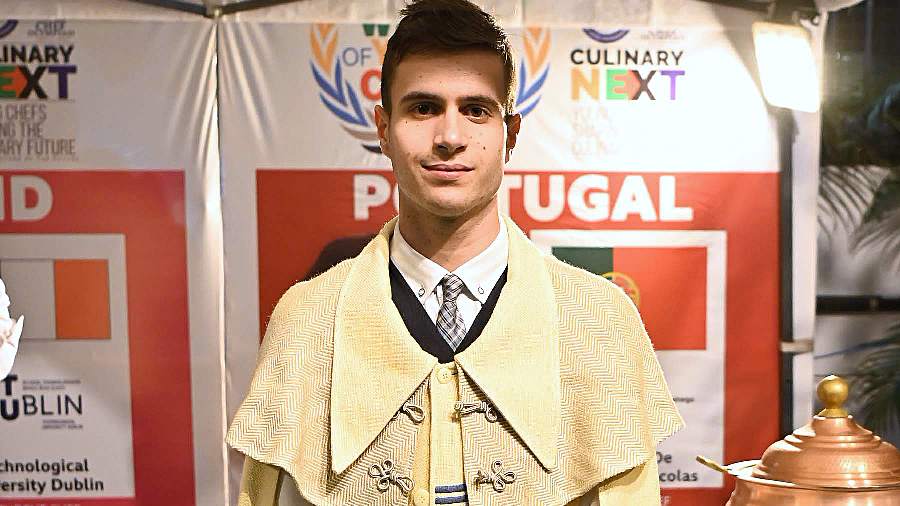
[437,274,467,350]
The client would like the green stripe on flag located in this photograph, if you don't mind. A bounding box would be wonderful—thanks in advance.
[551,247,613,276]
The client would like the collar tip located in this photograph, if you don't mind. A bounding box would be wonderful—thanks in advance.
[536,453,558,472]
[331,453,353,475]
[329,433,356,475]
[331,432,370,475]
[531,429,560,471]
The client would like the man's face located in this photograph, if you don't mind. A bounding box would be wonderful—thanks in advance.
[375,50,520,220]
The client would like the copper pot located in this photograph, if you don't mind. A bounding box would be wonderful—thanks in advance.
[698,375,900,505]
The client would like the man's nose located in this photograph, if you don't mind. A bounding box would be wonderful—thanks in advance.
[433,111,466,156]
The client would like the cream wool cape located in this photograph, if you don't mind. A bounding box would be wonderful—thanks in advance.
[227,216,684,505]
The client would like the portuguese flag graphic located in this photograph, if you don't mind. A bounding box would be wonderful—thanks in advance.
[552,246,706,350]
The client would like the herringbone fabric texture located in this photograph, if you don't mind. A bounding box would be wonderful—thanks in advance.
[226,217,682,505]
[457,255,681,505]
[226,261,427,505]
[437,274,467,350]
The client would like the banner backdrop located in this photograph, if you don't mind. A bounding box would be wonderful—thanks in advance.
[0,17,223,506]
[221,22,781,504]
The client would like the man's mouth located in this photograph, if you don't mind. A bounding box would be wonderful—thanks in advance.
[422,163,473,173]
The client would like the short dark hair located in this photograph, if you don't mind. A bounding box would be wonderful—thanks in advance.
[381,0,517,117]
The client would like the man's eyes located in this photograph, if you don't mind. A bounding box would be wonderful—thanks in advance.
[465,105,490,118]
[412,103,438,116]
[407,102,494,120]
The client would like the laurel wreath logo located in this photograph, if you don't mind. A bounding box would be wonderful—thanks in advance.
[0,20,18,39]
[518,27,551,117]
[582,28,629,44]
[310,23,382,152]
[310,24,551,154]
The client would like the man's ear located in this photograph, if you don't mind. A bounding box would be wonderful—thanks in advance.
[505,113,521,163]
[375,104,389,154]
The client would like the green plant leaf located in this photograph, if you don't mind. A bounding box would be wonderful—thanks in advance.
[818,164,885,232]
[849,322,900,436]
[861,171,900,224]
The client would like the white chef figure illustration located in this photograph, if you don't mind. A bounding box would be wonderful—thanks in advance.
[0,277,23,379]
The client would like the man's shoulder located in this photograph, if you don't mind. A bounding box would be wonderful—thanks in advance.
[542,250,684,486]
[227,259,358,472]
[258,258,358,353]
[542,252,651,351]
[542,253,629,306]
[269,258,356,321]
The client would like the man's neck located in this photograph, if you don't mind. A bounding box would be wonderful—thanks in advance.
[397,199,500,272]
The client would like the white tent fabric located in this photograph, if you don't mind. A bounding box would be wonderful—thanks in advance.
[2,0,865,24]
[0,0,857,504]
[197,0,868,20]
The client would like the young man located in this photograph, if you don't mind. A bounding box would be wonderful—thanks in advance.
[227,1,683,504]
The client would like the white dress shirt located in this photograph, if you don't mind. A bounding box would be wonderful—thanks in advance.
[390,216,508,332]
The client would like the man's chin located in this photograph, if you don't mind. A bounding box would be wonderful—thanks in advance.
[422,198,496,221]
[426,204,472,219]
[399,189,496,221]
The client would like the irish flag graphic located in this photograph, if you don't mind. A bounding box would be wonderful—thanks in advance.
[0,258,110,340]
[0,234,126,341]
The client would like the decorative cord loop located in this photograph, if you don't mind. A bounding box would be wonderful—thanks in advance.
[400,402,425,424]
[368,459,414,494]
[473,460,516,493]
[454,400,499,423]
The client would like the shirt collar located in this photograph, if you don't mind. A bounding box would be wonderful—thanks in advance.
[454,218,508,303]
[390,216,508,304]
[331,216,560,474]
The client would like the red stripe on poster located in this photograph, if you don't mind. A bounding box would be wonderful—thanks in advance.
[54,259,111,339]
[613,247,707,350]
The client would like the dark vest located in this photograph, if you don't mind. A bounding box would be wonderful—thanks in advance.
[389,261,508,363]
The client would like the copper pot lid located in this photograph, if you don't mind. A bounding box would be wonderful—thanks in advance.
[750,375,900,489]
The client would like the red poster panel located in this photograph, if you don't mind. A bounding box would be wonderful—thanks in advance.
[256,169,779,505]
[0,171,195,506]
[614,247,707,350]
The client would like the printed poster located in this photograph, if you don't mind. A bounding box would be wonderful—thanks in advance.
[1,15,219,505]
[0,171,193,505]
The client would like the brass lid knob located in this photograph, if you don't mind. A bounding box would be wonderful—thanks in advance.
[816,374,849,418]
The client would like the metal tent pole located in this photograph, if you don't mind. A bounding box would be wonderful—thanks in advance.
[778,107,797,436]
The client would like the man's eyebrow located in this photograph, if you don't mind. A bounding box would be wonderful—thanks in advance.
[397,92,502,110]
[459,94,502,109]
[398,91,443,104]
